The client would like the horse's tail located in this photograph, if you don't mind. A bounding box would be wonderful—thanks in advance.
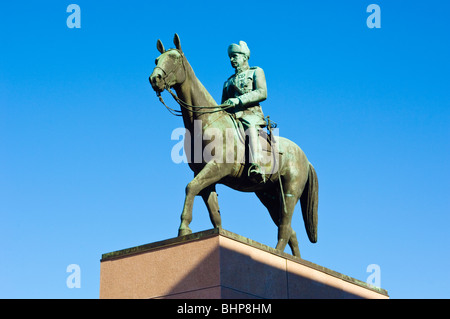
[300,163,318,243]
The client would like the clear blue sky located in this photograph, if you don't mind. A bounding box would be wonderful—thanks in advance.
[1,1,449,298]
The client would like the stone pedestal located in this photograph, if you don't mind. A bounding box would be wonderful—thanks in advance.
[100,228,388,299]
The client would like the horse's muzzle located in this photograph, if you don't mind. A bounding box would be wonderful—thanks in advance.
[149,69,165,92]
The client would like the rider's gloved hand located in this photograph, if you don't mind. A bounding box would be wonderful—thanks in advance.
[224,98,240,107]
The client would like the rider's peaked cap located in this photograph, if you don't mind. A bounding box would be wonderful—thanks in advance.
[228,41,250,59]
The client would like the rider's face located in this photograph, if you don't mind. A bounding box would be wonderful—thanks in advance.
[229,53,246,69]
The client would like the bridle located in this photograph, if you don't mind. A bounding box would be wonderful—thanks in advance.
[153,49,186,90]
[153,49,233,116]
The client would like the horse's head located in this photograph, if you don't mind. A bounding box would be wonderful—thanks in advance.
[149,34,186,93]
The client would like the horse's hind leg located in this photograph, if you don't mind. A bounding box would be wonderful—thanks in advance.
[255,188,301,257]
[179,162,229,236]
[276,193,299,256]
[288,230,300,258]
[200,184,222,229]
[275,172,304,257]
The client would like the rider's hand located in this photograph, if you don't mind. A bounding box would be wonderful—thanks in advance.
[224,98,240,107]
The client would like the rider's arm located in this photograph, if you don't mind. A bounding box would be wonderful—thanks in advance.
[221,85,227,104]
[237,67,267,106]
[221,80,231,104]
[221,80,240,106]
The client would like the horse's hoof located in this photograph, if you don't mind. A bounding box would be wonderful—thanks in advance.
[292,249,301,259]
[178,228,192,237]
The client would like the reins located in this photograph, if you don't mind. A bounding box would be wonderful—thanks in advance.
[157,87,234,116]
[156,90,183,116]
[154,48,235,116]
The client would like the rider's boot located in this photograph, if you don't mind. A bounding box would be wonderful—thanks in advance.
[247,128,266,184]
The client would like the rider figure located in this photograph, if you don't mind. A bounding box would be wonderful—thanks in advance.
[222,41,268,183]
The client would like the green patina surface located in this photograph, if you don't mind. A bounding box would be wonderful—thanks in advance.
[149,35,318,258]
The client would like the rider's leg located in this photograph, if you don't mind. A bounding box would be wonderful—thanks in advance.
[247,125,262,165]
[244,122,266,183]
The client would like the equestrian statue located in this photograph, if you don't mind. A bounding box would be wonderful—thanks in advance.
[149,34,318,257]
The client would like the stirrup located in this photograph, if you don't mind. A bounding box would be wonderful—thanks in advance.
[248,164,267,184]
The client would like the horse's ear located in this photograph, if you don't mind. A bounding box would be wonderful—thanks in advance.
[157,39,165,54]
[173,33,182,52]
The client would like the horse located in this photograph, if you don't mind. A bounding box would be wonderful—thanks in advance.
[149,34,318,257]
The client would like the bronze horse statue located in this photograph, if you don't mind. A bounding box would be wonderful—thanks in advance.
[149,34,318,257]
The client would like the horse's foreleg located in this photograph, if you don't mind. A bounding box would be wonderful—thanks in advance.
[178,162,228,236]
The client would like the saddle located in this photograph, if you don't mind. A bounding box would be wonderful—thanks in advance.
[228,114,283,181]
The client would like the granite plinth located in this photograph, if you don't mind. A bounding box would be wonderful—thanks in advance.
[100,228,388,299]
